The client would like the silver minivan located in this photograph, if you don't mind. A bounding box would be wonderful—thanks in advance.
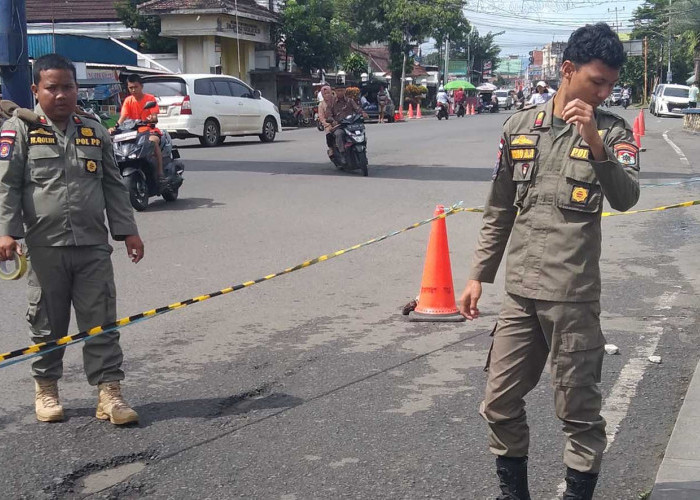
[142,74,282,147]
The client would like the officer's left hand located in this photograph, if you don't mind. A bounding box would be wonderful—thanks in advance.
[124,235,144,264]
[561,99,604,158]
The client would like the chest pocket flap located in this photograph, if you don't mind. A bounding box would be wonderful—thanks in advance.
[76,147,104,178]
[28,147,62,180]
[558,163,602,213]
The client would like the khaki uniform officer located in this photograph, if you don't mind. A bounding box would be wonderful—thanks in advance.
[458,23,639,500]
[0,54,144,425]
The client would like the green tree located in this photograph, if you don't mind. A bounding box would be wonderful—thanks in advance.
[115,0,177,53]
[343,52,368,77]
[343,0,471,100]
[450,29,501,83]
[281,0,354,74]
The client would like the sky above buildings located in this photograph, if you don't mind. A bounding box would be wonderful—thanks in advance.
[422,0,645,58]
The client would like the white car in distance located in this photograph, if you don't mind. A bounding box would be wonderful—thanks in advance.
[142,74,282,147]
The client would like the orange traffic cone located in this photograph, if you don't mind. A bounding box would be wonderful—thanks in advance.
[409,205,465,322]
[448,103,454,115]
[399,106,404,120]
[633,116,641,149]
[416,105,422,119]
[470,103,476,115]
[408,103,414,119]
[638,109,646,136]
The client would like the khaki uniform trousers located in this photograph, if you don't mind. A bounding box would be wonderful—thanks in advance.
[26,245,124,386]
[480,293,607,473]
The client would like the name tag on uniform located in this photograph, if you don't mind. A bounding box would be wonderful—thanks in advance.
[29,135,57,145]
[569,147,590,160]
[510,148,535,161]
[28,126,57,146]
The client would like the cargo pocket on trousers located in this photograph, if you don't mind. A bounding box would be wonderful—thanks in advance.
[556,331,605,387]
[25,285,47,336]
[105,282,117,323]
[484,322,499,372]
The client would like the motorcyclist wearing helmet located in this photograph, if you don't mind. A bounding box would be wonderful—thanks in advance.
[436,86,450,107]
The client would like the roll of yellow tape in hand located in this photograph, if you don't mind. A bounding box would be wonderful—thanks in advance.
[0,253,27,280]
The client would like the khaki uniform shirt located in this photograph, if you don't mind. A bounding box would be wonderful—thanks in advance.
[327,97,361,124]
[0,105,138,247]
[469,98,640,302]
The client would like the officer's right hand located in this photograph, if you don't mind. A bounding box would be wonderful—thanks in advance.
[0,236,21,262]
[458,280,482,320]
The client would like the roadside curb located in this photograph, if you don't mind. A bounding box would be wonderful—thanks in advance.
[650,357,700,498]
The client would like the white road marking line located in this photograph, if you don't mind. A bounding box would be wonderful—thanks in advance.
[663,130,690,166]
[553,291,678,498]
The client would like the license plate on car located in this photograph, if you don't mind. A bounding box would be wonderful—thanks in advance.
[113,131,138,142]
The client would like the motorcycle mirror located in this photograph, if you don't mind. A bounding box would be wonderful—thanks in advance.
[144,101,157,110]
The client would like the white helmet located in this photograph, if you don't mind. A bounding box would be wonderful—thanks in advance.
[438,85,445,92]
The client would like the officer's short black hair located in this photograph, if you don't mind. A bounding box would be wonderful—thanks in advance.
[563,23,626,70]
[126,74,143,84]
[33,54,77,84]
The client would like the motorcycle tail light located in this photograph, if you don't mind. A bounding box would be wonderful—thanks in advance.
[180,95,192,115]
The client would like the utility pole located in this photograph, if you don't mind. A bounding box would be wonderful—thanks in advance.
[0,0,33,108]
[398,28,409,116]
[667,0,673,83]
[644,36,648,104]
[444,37,450,84]
[608,7,624,33]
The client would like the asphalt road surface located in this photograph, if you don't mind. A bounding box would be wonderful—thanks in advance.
[1,107,699,500]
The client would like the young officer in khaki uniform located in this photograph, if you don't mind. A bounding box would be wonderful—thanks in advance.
[458,24,639,500]
[0,54,145,425]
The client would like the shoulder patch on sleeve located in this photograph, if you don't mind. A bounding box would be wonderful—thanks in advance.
[613,143,638,166]
[492,138,505,180]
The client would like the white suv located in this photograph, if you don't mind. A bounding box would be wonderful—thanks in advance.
[651,84,690,117]
[141,74,281,147]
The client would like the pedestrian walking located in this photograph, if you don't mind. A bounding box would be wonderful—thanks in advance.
[377,85,389,123]
[458,23,640,500]
[689,81,699,108]
[0,54,144,425]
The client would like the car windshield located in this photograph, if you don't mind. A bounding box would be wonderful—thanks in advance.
[664,87,689,98]
[143,79,188,97]
[495,91,508,97]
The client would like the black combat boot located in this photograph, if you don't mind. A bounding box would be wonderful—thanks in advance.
[495,456,531,500]
[563,467,598,500]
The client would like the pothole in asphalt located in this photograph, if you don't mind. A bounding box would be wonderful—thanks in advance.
[77,461,146,495]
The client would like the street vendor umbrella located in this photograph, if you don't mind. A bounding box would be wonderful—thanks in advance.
[444,80,476,90]
[476,82,498,91]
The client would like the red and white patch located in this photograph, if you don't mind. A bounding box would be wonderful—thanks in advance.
[614,143,638,167]
[1,130,17,138]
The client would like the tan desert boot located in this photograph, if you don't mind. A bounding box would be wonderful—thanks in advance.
[35,379,64,422]
[96,381,139,425]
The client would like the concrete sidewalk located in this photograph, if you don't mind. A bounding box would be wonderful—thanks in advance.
[650,357,700,498]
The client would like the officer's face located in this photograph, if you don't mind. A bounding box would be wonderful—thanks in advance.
[32,69,78,124]
[564,59,619,108]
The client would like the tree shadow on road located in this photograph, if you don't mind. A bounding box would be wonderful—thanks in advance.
[184,159,495,182]
[141,197,225,212]
[62,391,303,427]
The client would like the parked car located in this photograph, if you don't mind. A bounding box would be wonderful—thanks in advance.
[494,90,514,110]
[141,74,282,147]
[651,84,690,117]
[649,84,662,114]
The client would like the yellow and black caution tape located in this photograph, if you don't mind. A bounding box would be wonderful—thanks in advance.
[2,198,700,369]
[0,252,27,281]
[0,204,466,368]
[602,199,700,217]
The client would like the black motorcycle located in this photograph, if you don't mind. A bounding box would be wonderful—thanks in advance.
[111,106,184,211]
[435,102,449,120]
[621,96,630,109]
[327,114,368,176]
[455,102,467,117]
